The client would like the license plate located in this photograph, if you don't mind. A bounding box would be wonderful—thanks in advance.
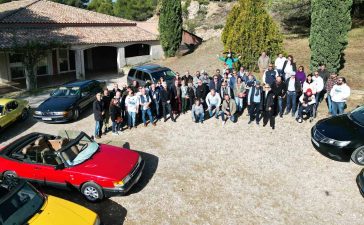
[312,138,320,147]
[42,117,52,121]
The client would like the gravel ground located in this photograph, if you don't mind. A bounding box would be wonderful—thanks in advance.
[1,39,363,225]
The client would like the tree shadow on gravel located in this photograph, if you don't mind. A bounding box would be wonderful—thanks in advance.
[122,142,159,195]
[39,186,127,225]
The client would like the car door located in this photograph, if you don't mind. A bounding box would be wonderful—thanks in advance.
[135,70,145,87]
[127,69,136,86]
[4,101,17,125]
[32,158,68,189]
[78,84,92,110]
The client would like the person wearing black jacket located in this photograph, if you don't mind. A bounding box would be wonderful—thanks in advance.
[182,71,194,84]
[160,83,174,122]
[195,79,208,108]
[110,83,121,99]
[271,76,287,117]
[170,79,182,120]
[93,93,104,139]
[109,98,121,135]
[285,74,302,117]
[261,84,276,130]
[247,81,263,125]
[186,82,195,110]
[102,89,111,134]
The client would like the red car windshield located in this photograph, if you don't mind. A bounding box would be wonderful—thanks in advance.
[61,133,99,166]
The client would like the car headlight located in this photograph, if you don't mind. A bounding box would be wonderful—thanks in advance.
[53,111,68,116]
[321,138,350,147]
[113,175,131,187]
[93,216,101,225]
[34,111,42,115]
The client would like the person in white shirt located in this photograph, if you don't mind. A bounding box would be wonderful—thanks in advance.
[330,77,350,116]
[139,88,155,127]
[125,90,139,129]
[303,74,317,95]
[312,71,324,109]
[297,88,316,123]
[206,89,222,119]
[274,53,286,76]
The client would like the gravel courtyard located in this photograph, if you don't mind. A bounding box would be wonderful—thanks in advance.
[1,39,363,225]
[0,99,363,224]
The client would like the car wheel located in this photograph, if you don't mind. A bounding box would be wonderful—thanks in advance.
[351,146,364,166]
[81,182,104,202]
[3,171,18,188]
[20,109,28,121]
[73,108,80,121]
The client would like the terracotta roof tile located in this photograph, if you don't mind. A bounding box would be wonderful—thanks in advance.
[0,0,134,24]
[0,26,158,49]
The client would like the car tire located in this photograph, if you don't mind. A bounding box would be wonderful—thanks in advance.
[2,171,18,188]
[20,109,28,121]
[351,146,364,166]
[81,182,104,202]
[73,108,80,121]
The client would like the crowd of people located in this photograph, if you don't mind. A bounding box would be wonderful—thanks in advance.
[92,51,351,138]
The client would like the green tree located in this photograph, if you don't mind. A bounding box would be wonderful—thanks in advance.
[113,0,158,21]
[222,0,284,70]
[52,0,89,8]
[87,0,113,15]
[309,0,353,73]
[159,0,183,57]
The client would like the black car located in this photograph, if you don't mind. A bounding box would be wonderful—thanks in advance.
[357,169,364,196]
[311,105,364,165]
[33,80,105,123]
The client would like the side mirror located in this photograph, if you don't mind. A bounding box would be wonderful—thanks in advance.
[54,163,65,170]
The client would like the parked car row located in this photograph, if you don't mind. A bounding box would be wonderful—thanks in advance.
[0,65,177,223]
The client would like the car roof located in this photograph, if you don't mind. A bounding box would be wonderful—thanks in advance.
[131,64,170,73]
[0,98,14,105]
[63,80,96,88]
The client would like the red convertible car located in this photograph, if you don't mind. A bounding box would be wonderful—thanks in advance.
[0,132,144,202]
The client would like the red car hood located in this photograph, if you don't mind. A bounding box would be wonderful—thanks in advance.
[68,144,139,181]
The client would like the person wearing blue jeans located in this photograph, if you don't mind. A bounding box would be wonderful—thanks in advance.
[191,99,205,123]
[93,93,104,139]
[285,74,302,116]
[248,81,262,125]
[330,77,350,116]
[125,91,139,129]
[140,88,156,127]
[221,94,237,125]
[271,76,286,117]
[206,89,222,119]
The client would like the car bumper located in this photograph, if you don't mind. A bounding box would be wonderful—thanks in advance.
[103,159,145,198]
[356,170,364,197]
[311,127,353,162]
[33,114,72,123]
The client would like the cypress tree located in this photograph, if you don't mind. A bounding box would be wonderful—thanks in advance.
[222,0,284,70]
[159,0,183,57]
[309,0,353,73]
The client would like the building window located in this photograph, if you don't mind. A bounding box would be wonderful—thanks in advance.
[58,49,69,72]
[9,53,25,79]
[125,44,150,58]
[36,57,49,75]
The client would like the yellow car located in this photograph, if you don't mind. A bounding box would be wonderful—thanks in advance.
[0,98,29,130]
[0,181,100,225]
